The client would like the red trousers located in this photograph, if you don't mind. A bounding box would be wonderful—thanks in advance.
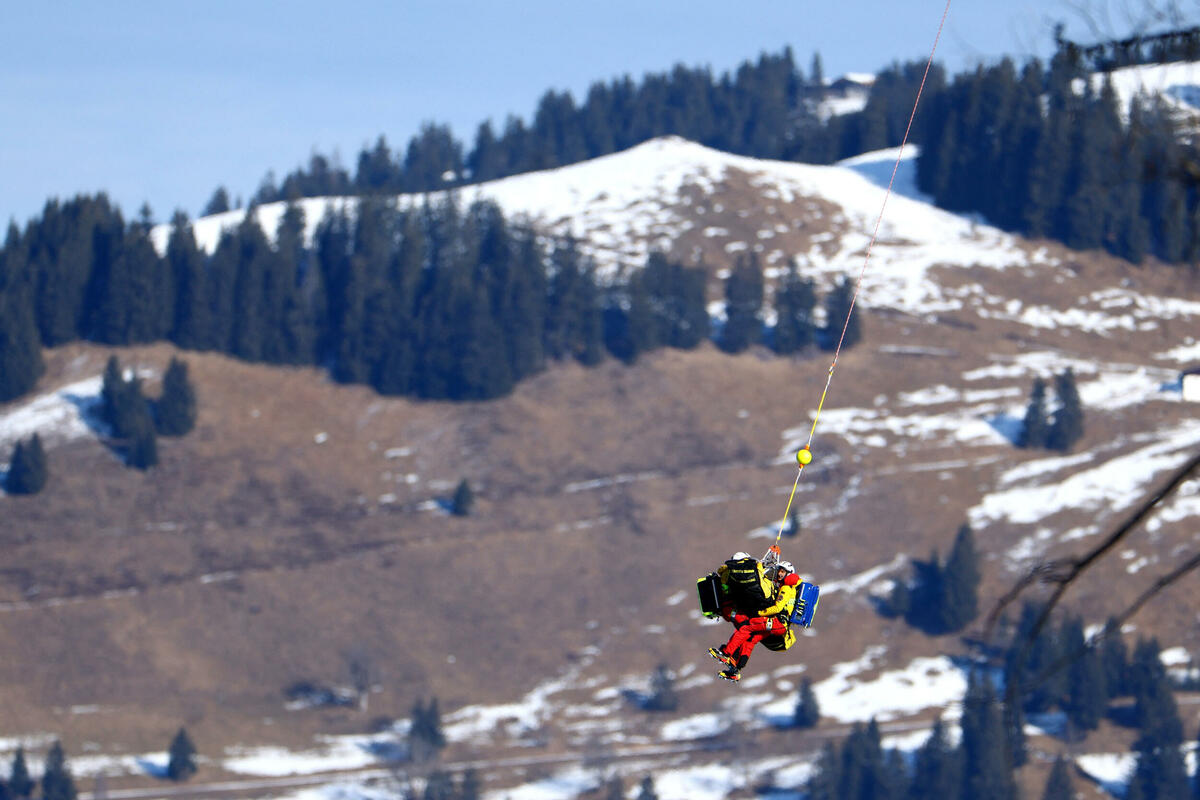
[724,614,784,663]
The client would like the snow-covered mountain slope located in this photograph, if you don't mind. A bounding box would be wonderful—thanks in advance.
[15,132,1200,800]
[153,136,1029,301]
[1082,59,1200,123]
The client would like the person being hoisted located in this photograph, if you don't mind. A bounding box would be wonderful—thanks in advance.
[710,560,802,682]
[712,551,773,622]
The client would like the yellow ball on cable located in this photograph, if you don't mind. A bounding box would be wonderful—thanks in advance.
[797,447,812,466]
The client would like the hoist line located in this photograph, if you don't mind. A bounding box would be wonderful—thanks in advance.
[772,0,953,553]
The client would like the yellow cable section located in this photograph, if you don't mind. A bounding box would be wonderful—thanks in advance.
[772,0,952,553]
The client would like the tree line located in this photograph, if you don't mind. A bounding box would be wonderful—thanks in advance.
[233,39,1200,272]
[0,193,860,409]
[916,48,1200,267]
[225,49,933,211]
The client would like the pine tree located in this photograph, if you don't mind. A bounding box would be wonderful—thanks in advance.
[451,479,473,517]
[165,212,211,351]
[1047,369,1084,452]
[939,524,980,632]
[8,748,33,799]
[718,253,764,353]
[837,719,890,800]
[166,727,197,781]
[1017,377,1049,449]
[794,676,820,728]
[458,768,482,800]
[807,741,841,800]
[1040,755,1074,800]
[635,775,659,800]
[155,358,197,437]
[0,224,45,403]
[821,275,861,350]
[1099,619,1129,698]
[771,260,817,354]
[40,741,76,800]
[421,770,455,800]
[1128,638,1189,800]
[1063,616,1107,735]
[100,356,158,467]
[202,187,231,216]
[959,672,1018,800]
[902,550,943,632]
[644,664,678,712]
[408,697,446,762]
[907,718,960,800]
[126,414,159,470]
[5,434,47,495]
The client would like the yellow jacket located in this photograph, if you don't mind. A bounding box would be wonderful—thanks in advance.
[757,580,798,621]
[757,578,800,652]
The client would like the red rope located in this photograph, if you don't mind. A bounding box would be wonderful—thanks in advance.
[829,0,953,362]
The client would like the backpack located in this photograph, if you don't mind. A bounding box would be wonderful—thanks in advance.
[723,556,769,613]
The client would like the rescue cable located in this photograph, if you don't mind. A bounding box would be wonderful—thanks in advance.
[770,0,953,554]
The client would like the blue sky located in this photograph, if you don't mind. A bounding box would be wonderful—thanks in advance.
[0,1,1178,226]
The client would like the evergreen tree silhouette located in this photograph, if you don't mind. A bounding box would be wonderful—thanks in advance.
[635,775,659,800]
[1017,377,1049,449]
[901,550,943,632]
[100,356,158,468]
[202,187,231,216]
[155,358,197,437]
[165,212,211,351]
[205,231,240,352]
[1128,637,1189,800]
[939,524,980,632]
[458,768,482,800]
[451,479,473,517]
[40,740,76,800]
[772,260,817,354]
[959,672,1018,800]
[907,718,960,800]
[794,676,820,728]
[166,727,197,781]
[821,275,860,350]
[718,253,764,353]
[0,224,45,403]
[836,719,891,800]
[806,741,841,800]
[422,770,455,800]
[1063,616,1107,734]
[644,664,678,712]
[8,747,33,799]
[5,434,47,495]
[1099,619,1130,698]
[408,697,446,762]
[1047,369,1084,452]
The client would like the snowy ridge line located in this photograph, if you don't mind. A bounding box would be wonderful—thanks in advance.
[148,136,1034,312]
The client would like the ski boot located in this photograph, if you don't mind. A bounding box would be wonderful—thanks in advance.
[718,667,741,682]
[708,646,735,667]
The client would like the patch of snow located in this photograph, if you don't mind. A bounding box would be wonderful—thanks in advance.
[813,652,968,723]
[973,421,1200,529]
[1076,752,1135,797]
[660,714,726,742]
[0,376,105,449]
